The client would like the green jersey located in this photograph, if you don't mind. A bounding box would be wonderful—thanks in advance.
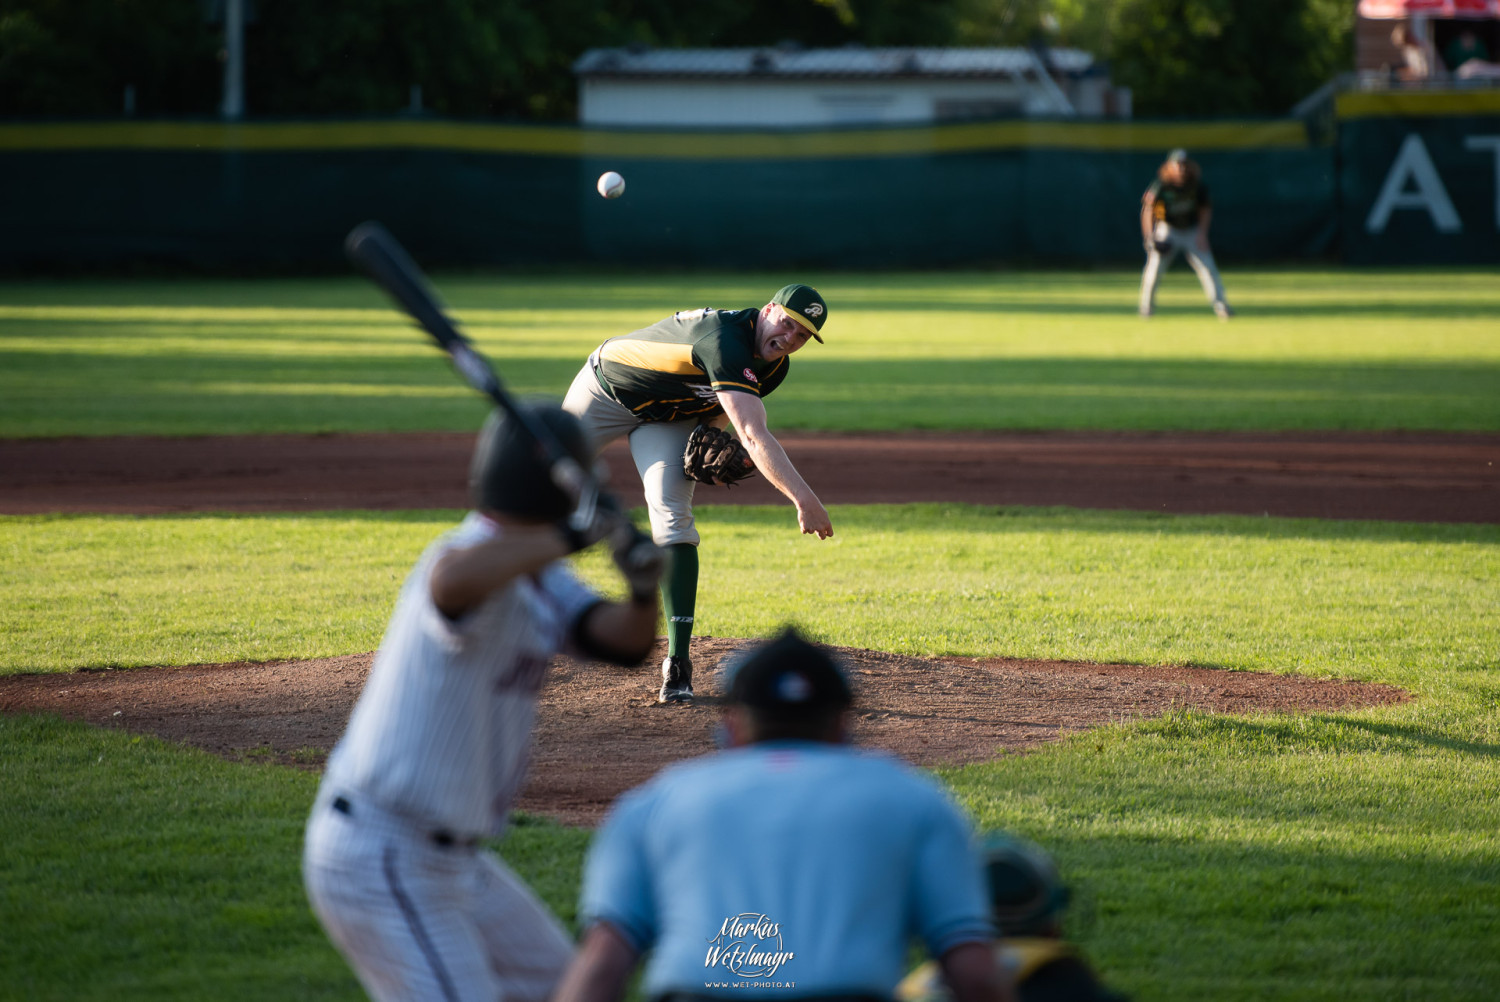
[1147,178,1210,229]
[593,308,789,423]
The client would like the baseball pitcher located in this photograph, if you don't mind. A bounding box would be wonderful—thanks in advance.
[563,285,834,704]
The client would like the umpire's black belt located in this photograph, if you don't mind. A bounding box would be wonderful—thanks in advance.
[658,994,887,1002]
[331,795,481,851]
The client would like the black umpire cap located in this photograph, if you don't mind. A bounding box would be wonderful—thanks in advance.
[728,628,853,716]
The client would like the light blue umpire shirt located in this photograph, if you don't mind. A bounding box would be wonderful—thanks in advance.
[580,740,995,999]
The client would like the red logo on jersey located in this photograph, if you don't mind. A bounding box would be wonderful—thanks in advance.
[743,368,759,383]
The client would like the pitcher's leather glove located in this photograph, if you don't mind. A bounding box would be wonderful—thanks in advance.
[682,424,757,487]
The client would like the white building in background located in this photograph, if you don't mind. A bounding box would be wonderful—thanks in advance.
[573,46,1130,127]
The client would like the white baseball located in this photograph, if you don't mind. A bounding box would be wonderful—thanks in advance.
[596,171,626,199]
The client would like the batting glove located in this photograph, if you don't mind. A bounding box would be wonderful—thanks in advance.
[557,492,628,553]
[612,526,665,603]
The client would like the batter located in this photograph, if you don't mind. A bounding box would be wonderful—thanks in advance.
[303,404,663,1002]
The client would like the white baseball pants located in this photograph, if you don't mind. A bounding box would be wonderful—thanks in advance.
[562,359,700,547]
[303,794,573,1002]
[1139,224,1229,316]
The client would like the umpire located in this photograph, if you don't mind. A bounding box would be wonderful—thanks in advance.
[1138,149,1232,320]
[552,629,1017,1002]
[563,287,835,704]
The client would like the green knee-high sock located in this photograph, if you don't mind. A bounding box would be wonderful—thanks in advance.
[662,543,699,660]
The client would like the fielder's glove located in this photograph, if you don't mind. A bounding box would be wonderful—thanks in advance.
[611,526,665,603]
[1147,237,1173,255]
[682,424,757,487]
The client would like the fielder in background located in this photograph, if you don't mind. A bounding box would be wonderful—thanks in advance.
[303,403,664,1002]
[1138,148,1233,321]
[552,628,1016,1002]
[898,834,1128,1002]
[563,286,835,704]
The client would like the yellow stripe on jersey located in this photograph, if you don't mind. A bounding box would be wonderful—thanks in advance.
[600,339,703,375]
[628,395,713,413]
[710,379,761,394]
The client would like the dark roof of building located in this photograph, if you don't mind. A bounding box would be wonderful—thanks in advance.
[574,46,1096,80]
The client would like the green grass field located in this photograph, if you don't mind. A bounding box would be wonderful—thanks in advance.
[2,270,1498,1001]
[3,269,1499,436]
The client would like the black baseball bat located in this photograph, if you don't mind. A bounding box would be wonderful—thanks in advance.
[343,221,597,525]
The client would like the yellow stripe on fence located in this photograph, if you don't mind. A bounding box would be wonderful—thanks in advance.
[0,121,583,154]
[1336,90,1500,119]
[0,118,1310,158]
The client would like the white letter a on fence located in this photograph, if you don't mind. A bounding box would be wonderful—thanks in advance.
[1366,133,1462,234]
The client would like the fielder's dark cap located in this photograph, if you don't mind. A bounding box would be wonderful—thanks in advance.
[727,627,852,715]
[771,284,827,343]
[469,403,592,520]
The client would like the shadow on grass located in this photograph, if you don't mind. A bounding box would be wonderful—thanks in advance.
[46,500,1487,548]
[1314,716,1500,758]
[1142,710,1500,759]
[702,503,1500,545]
[1037,832,1500,991]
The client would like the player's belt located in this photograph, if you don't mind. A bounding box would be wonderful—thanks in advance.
[330,794,482,851]
[589,349,621,402]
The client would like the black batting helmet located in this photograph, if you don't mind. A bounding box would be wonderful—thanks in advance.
[468,404,592,520]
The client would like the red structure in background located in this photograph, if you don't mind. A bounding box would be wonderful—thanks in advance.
[1357,0,1500,74]
[1360,0,1500,16]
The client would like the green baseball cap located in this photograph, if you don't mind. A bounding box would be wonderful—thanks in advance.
[771,283,827,342]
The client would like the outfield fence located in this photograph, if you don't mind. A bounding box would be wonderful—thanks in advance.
[0,90,1495,270]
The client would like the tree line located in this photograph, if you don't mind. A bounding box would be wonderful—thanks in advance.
[0,0,1351,119]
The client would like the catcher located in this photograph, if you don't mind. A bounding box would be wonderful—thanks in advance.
[898,834,1128,1002]
[562,285,834,703]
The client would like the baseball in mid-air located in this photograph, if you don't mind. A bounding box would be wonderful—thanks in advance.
[596,171,626,199]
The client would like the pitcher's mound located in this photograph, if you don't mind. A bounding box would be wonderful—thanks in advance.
[0,637,1406,826]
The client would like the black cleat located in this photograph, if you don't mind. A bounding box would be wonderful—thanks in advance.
[658,655,694,703]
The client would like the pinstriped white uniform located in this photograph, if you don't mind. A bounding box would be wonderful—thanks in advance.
[304,511,599,1002]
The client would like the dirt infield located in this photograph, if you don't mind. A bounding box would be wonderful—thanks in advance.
[2,430,1496,522]
[0,638,1405,826]
[2,429,1465,824]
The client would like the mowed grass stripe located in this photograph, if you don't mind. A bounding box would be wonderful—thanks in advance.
[2,269,1498,436]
